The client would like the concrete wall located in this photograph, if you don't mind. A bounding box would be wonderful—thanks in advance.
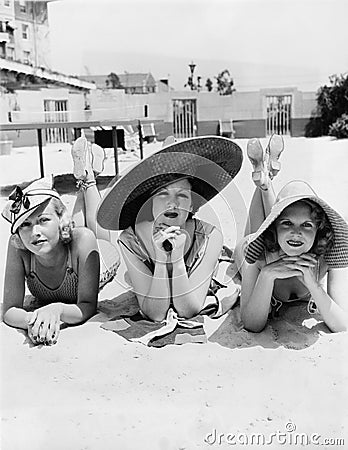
[0,87,87,146]
[0,85,319,147]
[88,90,171,122]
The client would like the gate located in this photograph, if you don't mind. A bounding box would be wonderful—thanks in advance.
[44,100,69,143]
[266,95,291,136]
[172,99,197,139]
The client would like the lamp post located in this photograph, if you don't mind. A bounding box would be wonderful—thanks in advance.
[188,61,196,90]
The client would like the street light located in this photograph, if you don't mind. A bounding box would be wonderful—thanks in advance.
[189,61,196,78]
[188,61,196,90]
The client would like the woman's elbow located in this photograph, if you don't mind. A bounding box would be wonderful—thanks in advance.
[140,307,167,323]
[326,321,348,333]
[174,302,201,320]
[137,298,168,322]
[243,321,266,333]
[186,305,201,319]
[241,310,266,333]
[85,305,97,321]
[74,302,97,324]
[2,313,11,327]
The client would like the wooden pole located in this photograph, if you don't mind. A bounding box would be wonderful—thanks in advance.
[137,120,144,160]
[112,126,119,176]
[74,128,82,140]
[37,128,44,178]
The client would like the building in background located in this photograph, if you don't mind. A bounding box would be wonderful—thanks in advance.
[0,0,95,147]
[81,72,158,95]
[0,0,55,68]
[0,1,318,148]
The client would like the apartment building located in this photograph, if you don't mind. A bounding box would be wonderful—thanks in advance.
[0,1,318,148]
[0,0,54,67]
[0,0,96,146]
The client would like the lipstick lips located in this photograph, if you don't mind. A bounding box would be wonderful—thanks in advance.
[164,211,179,219]
[32,238,47,246]
[286,239,303,247]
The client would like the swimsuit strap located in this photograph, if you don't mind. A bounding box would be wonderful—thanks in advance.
[30,252,35,273]
[66,246,73,271]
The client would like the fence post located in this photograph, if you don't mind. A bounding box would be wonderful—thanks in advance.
[112,126,119,176]
[137,120,144,160]
[37,128,44,178]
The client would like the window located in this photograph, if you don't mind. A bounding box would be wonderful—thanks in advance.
[19,0,26,13]
[22,24,28,39]
[7,47,14,60]
[23,50,30,64]
[4,0,11,7]
[0,21,5,32]
[144,104,148,118]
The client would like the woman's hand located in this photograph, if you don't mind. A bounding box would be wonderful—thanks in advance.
[170,229,187,262]
[27,303,63,345]
[153,226,182,262]
[282,253,318,288]
[261,255,304,281]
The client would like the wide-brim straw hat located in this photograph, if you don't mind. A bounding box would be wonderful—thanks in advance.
[97,136,243,231]
[245,180,348,268]
[2,176,61,234]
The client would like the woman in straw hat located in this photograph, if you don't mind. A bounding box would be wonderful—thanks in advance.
[2,136,120,345]
[97,136,243,322]
[235,135,348,333]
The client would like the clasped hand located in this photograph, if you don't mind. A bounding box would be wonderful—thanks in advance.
[281,253,319,287]
[26,303,63,346]
[263,253,318,286]
[153,225,187,262]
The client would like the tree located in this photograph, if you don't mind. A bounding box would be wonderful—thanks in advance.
[215,69,235,95]
[184,76,195,90]
[305,73,348,138]
[205,78,213,92]
[107,72,122,89]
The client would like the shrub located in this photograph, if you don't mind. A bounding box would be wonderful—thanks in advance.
[329,114,348,139]
[305,73,348,138]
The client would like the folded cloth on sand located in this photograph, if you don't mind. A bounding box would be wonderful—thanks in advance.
[101,284,240,347]
[102,308,206,347]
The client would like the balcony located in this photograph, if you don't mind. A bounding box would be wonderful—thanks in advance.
[0,32,9,43]
[0,57,96,90]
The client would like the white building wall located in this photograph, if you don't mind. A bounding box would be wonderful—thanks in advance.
[88,90,171,122]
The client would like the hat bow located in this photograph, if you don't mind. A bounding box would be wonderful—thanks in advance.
[9,186,30,214]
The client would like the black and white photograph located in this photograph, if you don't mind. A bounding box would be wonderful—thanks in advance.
[1,0,347,449]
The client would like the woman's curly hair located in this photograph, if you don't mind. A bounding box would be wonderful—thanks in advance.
[11,197,74,250]
[51,197,74,243]
[263,199,334,257]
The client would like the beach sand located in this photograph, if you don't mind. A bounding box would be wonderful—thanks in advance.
[1,137,348,449]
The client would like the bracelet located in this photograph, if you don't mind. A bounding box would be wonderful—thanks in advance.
[76,179,97,191]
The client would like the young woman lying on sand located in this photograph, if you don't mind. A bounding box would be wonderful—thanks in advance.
[234,135,348,333]
[97,136,243,322]
[2,135,120,345]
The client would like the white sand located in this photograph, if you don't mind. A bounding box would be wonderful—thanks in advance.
[1,137,348,449]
